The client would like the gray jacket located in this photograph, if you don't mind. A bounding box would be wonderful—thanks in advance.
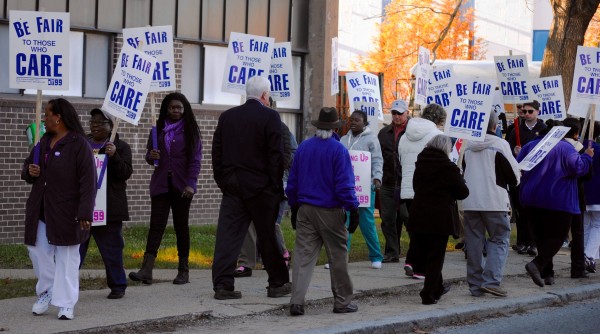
[340,127,383,182]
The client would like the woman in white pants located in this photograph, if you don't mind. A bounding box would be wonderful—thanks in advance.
[22,98,97,320]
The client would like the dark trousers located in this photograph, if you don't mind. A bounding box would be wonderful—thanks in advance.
[413,232,449,303]
[404,200,425,274]
[379,185,408,258]
[145,190,192,258]
[570,213,585,275]
[510,186,535,247]
[212,187,289,290]
[528,207,573,278]
[79,221,127,293]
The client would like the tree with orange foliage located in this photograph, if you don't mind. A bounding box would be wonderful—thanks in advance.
[584,5,600,47]
[358,0,483,109]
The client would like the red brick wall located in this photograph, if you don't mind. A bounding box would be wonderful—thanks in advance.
[0,96,224,244]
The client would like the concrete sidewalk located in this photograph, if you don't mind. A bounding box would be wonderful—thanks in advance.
[1,249,599,333]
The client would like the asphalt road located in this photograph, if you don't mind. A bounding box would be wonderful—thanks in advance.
[433,298,600,334]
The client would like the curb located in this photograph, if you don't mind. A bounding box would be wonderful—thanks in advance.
[303,283,600,334]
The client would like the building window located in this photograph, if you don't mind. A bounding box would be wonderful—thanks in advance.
[532,30,549,61]
[84,33,111,98]
[202,45,241,106]
[181,43,202,103]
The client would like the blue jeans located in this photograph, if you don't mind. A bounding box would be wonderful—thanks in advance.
[346,187,383,262]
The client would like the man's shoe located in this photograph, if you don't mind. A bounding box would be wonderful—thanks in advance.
[267,282,292,298]
[32,290,52,315]
[324,263,330,269]
[527,246,538,256]
[290,304,304,316]
[107,290,125,299]
[333,303,358,313]
[214,289,242,300]
[517,245,531,255]
[404,264,414,277]
[371,261,382,269]
[421,299,437,305]
[57,307,74,320]
[233,266,253,278]
[480,286,508,297]
[571,271,590,279]
[412,273,425,280]
[544,276,555,285]
[382,255,399,263]
[525,262,544,287]
[512,244,525,252]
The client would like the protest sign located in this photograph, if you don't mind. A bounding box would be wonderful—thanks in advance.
[9,10,70,90]
[268,42,294,101]
[494,55,532,103]
[122,25,175,92]
[491,90,505,116]
[349,150,372,208]
[345,71,383,121]
[101,44,155,126]
[414,46,431,106]
[427,65,457,108]
[331,37,339,96]
[530,75,566,120]
[518,126,570,171]
[92,154,107,226]
[222,32,274,95]
[444,77,496,141]
[356,101,380,133]
[450,138,463,165]
[570,45,600,105]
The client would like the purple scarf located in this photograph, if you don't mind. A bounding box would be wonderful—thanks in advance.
[163,119,184,155]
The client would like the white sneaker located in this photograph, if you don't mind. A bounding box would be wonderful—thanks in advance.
[371,261,382,269]
[32,290,52,315]
[58,307,74,320]
[324,263,330,269]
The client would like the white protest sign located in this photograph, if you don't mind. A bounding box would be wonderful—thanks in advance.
[414,46,431,106]
[222,32,274,95]
[331,37,339,96]
[9,10,70,90]
[101,44,155,126]
[491,90,505,116]
[122,25,175,92]
[346,71,384,121]
[567,100,600,119]
[349,150,372,208]
[427,65,457,108]
[356,101,380,133]
[494,55,532,104]
[269,42,294,101]
[530,75,566,120]
[92,154,107,226]
[570,45,600,105]
[518,126,570,171]
[444,77,496,141]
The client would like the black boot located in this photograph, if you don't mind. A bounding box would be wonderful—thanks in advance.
[129,254,155,284]
[173,257,189,285]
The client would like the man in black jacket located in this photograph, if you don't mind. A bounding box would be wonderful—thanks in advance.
[211,76,291,300]
[377,100,410,263]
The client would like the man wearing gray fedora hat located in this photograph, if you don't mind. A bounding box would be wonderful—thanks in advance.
[286,107,360,316]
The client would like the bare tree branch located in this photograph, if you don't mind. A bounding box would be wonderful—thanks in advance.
[430,0,463,64]
[363,4,452,20]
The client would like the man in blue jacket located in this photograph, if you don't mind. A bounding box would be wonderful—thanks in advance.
[286,107,359,316]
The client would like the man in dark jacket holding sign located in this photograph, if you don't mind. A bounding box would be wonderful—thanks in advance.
[286,107,359,316]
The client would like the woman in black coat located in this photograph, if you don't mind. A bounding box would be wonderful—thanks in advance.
[407,134,469,305]
[79,108,133,300]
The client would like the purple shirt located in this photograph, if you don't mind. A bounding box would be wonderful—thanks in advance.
[146,128,202,197]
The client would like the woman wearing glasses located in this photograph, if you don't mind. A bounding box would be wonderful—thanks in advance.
[79,108,132,300]
[130,92,202,285]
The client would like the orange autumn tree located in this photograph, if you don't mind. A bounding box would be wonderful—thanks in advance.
[358,0,484,109]
[584,5,600,46]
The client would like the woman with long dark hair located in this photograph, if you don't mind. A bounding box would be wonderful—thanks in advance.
[22,98,97,320]
[129,92,202,285]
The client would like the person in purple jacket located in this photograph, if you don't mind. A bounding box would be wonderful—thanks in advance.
[22,98,97,320]
[517,128,593,287]
[129,92,202,285]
